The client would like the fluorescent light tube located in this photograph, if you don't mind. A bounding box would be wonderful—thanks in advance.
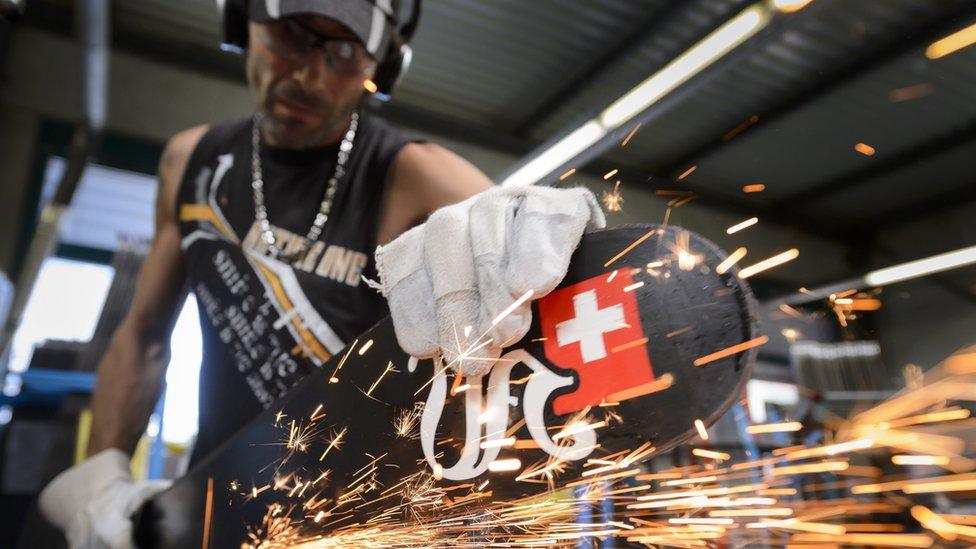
[864,245,976,287]
[599,4,770,128]
[500,120,606,187]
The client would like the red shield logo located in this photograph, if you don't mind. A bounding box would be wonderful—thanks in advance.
[538,268,654,415]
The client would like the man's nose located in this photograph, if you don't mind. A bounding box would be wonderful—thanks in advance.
[292,49,329,91]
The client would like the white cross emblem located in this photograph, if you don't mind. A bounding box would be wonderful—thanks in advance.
[555,290,626,363]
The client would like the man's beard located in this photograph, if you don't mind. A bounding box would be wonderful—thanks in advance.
[260,82,355,149]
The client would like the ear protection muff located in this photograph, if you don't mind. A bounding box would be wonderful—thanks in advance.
[220,0,249,54]
[371,0,421,100]
[218,0,422,100]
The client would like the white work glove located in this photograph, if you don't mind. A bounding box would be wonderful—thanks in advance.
[374,185,605,376]
[39,448,171,549]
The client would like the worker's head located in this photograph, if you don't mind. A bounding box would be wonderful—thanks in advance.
[247,14,376,148]
[221,1,402,148]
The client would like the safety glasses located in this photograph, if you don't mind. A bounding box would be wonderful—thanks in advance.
[258,18,376,76]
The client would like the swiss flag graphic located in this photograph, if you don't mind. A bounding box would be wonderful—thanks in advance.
[538,268,655,416]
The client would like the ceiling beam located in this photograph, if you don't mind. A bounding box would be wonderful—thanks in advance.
[509,0,744,139]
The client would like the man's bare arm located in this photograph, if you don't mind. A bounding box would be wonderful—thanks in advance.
[377,142,493,245]
[87,125,207,456]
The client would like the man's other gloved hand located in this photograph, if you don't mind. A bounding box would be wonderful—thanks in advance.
[39,448,171,549]
[375,185,605,376]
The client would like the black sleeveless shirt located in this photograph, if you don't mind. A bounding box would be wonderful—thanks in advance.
[176,113,416,464]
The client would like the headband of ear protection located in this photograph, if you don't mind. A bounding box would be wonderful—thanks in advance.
[220,0,421,99]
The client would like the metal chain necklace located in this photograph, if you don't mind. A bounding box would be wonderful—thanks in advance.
[251,110,360,261]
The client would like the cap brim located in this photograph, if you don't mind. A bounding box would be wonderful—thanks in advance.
[250,0,393,58]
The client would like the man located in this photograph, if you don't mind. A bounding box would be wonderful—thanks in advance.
[37,1,602,547]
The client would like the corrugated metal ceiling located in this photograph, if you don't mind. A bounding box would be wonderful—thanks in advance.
[21,0,976,238]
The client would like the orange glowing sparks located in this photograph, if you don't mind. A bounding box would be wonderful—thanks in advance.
[366,361,395,397]
[771,460,849,476]
[362,79,378,93]
[726,217,758,234]
[854,142,876,156]
[559,168,576,181]
[722,114,759,141]
[604,228,658,267]
[490,289,534,327]
[603,168,618,180]
[746,421,803,434]
[772,0,813,13]
[605,373,674,403]
[357,339,374,355]
[737,248,799,278]
[890,82,936,102]
[602,180,623,212]
[926,21,976,59]
[487,458,522,472]
[610,337,648,354]
[692,448,731,461]
[742,183,765,193]
[677,165,697,181]
[621,123,641,147]
[892,455,950,466]
[693,336,769,367]
[716,247,747,275]
[623,280,644,292]
[911,505,958,541]
[694,419,709,441]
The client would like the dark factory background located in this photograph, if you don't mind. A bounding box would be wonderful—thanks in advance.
[0,0,974,546]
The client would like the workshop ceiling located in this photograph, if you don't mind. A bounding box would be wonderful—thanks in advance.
[18,0,976,244]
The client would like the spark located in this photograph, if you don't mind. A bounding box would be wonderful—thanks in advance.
[602,181,623,212]
[623,280,644,292]
[737,248,799,278]
[603,168,618,180]
[487,458,522,472]
[772,0,813,13]
[890,82,935,102]
[357,339,374,355]
[726,216,758,234]
[780,328,800,342]
[715,247,746,274]
[603,228,658,267]
[694,419,709,440]
[677,165,697,181]
[693,335,769,366]
[394,404,424,438]
[911,505,958,541]
[605,373,674,402]
[692,448,730,461]
[722,114,759,141]
[319,427,347,461]
[559,168,576,181]
[490,289,534,327]
[742,183,765,193]
[362,79,378,93]
[366,361,395,397]
[892,454,950,466]
[328,339,358,383]
[610,337,648,354]
[621,123,641,147]
[926,21,976,59]
[480,437,516,450]
[854,142,876,156]
[553,420,607,441]
[202,477,214,549]
[746,421,802,434]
